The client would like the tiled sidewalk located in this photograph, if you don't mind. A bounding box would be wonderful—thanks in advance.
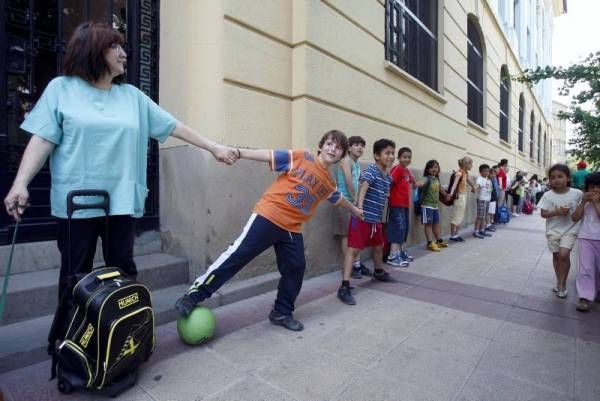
[1,213,599,401]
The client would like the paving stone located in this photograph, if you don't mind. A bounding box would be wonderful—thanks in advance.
[371,344,475,399]
[255,347,363,401]
[138,347,245,401]
[478,341,574,395]
[427,307,503,338]
[494,322,576,358]
[457,367,573,401]
[203,376,298,401]
[334,369,439,401]
[207,322,305,372]
[402,321,492,364]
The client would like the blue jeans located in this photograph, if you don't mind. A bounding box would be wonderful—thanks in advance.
[386,207,409,244]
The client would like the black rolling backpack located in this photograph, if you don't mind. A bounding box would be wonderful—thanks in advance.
[48,190,155,397]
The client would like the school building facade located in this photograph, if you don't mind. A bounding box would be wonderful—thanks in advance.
[157,0,567,278]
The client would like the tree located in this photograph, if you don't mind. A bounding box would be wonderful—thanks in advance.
[515,51,600,169]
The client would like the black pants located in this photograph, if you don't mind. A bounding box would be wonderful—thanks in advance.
[189,213,306,316]
[56,216,137,300]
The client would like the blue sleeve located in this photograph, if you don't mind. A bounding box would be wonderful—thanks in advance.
[271,150,292,172]
[20,77,63,144]
[360,166,375,185]
[327,191,342,204]
[138,88,177,143]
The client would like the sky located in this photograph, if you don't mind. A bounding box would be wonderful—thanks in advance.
[551,0,600,144]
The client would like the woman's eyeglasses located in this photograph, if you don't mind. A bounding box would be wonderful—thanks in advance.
[109,43,126,53]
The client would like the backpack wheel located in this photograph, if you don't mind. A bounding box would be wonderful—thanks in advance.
[57,379,72,394]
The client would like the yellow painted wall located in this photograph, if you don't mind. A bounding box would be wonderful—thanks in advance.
[160,0,552,175]
[157,0,555,279]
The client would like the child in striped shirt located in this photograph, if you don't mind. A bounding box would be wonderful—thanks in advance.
[338,139,399,306]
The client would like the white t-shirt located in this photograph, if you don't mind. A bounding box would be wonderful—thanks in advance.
[538,188,583,237]
[476,176,492,201]
[579,203,600,240]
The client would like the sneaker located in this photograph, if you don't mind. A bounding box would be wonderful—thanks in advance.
[387,254,409,267]
[427,241,441,252]
[268,311,304,331]
[450,236,465,242]
[436,240,449,248]
[576,298,591,312]
[556,289,568,299]
[552,286,559,294]
[479,230,492,237]
[511,213,519,217]
[175,293,198,317]
[351,266,362,279]
[373,270,398,282]
[485,226,497,232]
[337,286,357,305]
[359,263,373,276]
[473,232,485,239]
[400,251,414,261]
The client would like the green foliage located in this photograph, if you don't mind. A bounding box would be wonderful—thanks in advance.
[515,51,600,168]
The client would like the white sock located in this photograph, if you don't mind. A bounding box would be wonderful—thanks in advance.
[352,261,361,268]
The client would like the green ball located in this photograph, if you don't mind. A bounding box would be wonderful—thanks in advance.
[177,306,216,345]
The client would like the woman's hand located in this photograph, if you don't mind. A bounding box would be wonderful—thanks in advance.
[4,183,29,222]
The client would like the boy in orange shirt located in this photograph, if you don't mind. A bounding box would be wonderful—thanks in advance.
[175,130,363,331]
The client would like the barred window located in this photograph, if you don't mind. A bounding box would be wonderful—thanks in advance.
[518,94,525,152]
[499,66,510,142]
[543,132,547,166]
[385,0,438,90]
[529,111,535,159]
[467,18,484,126]
[537,123,542,163]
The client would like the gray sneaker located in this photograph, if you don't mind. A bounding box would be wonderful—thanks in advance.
[387,255,409,268]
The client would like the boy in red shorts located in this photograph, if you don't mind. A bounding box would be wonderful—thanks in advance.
[338,139,398,305]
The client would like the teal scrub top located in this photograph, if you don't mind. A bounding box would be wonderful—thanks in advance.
[20,76,177,218]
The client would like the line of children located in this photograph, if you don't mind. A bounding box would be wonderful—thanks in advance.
[338,139,399,305]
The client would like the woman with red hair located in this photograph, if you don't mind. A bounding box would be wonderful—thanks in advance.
[3,22,238,302]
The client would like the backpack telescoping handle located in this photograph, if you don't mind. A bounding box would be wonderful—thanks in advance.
[66,190,110,274]
[48,190,111,377]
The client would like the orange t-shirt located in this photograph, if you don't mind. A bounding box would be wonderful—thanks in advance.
[254,149,342,232]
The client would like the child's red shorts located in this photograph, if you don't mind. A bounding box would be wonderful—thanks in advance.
[347,216,385,249]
